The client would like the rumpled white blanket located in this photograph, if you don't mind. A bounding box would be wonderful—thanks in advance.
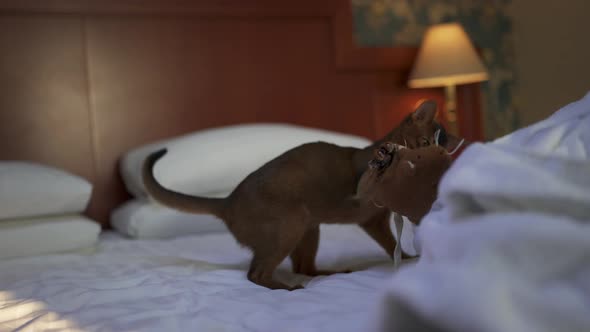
[0,223,412,332]
[370,91,590,332]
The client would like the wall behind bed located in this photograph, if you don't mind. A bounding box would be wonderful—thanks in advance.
[0,0,482,227]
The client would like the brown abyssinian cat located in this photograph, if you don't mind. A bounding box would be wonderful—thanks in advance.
[142,100,459,290]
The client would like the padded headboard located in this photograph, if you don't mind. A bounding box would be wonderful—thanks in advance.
[0,0,482,226]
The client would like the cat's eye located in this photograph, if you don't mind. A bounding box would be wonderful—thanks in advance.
[420,137,430,146]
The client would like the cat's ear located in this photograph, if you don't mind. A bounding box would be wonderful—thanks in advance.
[411,100,437,124]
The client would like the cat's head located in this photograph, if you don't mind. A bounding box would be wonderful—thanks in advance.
[358,100,468,223]
[389,100,464,153]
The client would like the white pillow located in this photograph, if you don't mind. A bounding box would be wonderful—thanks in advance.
[0,162,92,219]
[120,123,371,198]
[111,198,228,239]
[0,215,100,260]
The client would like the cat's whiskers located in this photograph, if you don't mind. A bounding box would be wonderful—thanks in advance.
[434,129,441,146]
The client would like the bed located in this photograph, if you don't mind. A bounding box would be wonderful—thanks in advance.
[0,0,497,331]
[4,94,590,332]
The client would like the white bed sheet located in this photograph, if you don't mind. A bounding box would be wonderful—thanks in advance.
[0,224,412,332]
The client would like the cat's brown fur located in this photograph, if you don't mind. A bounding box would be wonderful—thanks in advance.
[142,100,456,290]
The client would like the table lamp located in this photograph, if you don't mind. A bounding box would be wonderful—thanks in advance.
[408,22,489,135]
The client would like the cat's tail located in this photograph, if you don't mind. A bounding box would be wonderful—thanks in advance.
[142,149,227,219]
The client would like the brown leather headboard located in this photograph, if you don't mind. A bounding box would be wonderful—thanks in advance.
[0,0,482,226]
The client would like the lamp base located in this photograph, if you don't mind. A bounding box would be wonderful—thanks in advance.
[444,84,459,136]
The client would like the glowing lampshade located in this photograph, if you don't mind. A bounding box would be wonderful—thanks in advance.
[409,22,488,88]
[408,23,488,135]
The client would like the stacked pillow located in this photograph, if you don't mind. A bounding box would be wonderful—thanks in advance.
[0,162,100,259]
[113,123,372,239]
[111,197,228,239]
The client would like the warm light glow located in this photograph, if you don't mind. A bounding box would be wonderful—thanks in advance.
[408,23,489,88]
[0,291,81,331]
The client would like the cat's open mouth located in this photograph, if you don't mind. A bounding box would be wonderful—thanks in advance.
[368,142,397,174]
